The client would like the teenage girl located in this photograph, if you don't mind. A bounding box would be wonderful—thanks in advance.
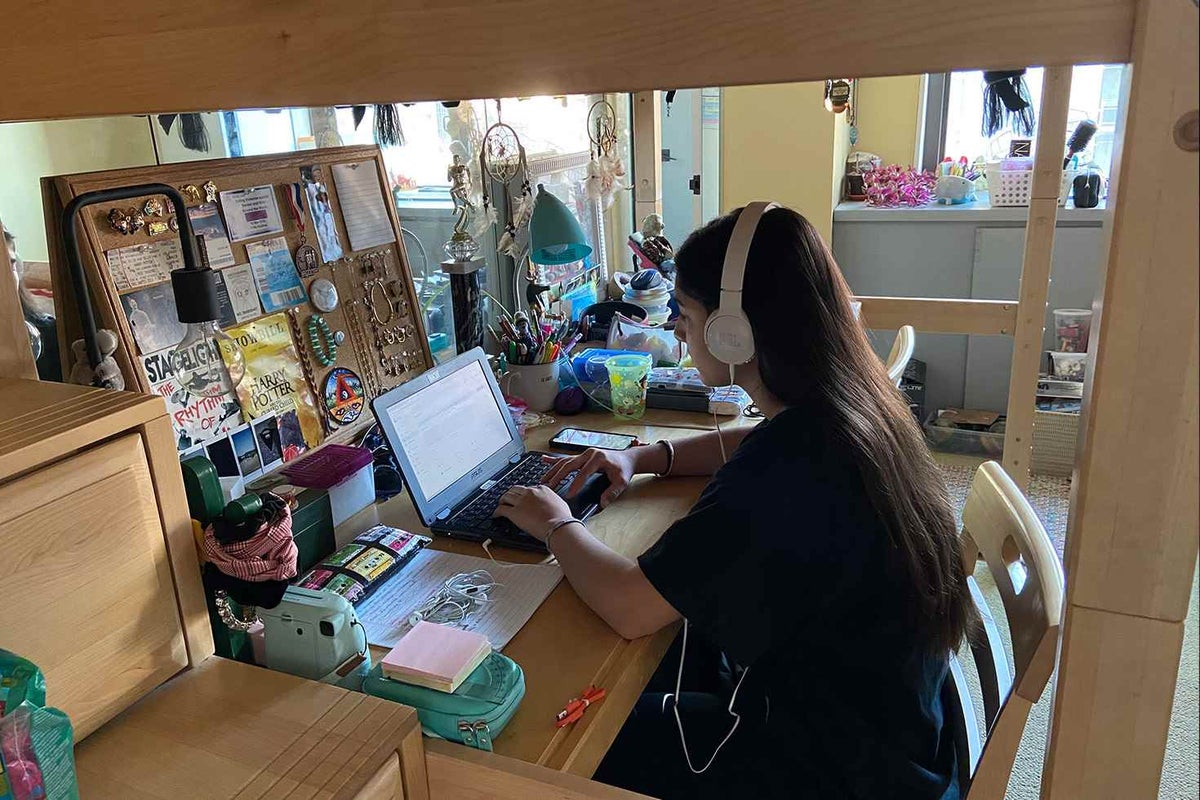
[494,205,974,799]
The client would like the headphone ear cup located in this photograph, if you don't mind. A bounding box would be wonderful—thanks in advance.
[704,311,756,365]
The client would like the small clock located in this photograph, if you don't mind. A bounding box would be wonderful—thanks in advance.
[309,278,339,313]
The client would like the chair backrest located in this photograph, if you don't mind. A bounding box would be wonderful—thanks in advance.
[885,325,915,387]
[946,461,1066,799]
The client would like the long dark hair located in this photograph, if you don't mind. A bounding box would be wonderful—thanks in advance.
[674,206,975,654]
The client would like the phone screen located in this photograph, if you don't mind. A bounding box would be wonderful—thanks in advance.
[552,428,637,451]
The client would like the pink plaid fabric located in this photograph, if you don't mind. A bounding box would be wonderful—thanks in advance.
[203,506,298,582]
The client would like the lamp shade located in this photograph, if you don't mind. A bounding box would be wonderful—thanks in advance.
[529,184,592,265]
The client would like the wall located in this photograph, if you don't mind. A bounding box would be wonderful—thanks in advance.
[720,82,838,241]
[0,116,157,261]
[852,75,923,167]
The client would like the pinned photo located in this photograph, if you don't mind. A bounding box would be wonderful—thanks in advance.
[205,435,239,478]
[231,423,263,479]
[252,413,284,471]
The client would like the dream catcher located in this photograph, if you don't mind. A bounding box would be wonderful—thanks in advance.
[585,100,627,210]
[480,105,533,260]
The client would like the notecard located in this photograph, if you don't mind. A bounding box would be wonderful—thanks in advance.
[220,184,285,242]
[331,161,395,251]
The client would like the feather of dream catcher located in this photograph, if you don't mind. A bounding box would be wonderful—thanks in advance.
[585,100,627,210]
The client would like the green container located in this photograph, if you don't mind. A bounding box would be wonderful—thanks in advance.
[605,354,653,419]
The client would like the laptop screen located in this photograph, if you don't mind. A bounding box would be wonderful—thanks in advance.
[381,358,515,500]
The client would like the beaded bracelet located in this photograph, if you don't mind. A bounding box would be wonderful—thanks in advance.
[307,314,338,367]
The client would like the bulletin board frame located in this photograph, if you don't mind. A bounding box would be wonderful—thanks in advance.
[42,145,434,451]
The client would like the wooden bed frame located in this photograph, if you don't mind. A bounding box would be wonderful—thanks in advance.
[1,1,1196,796]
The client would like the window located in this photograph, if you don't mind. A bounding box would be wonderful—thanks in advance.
[935,65,1125,180]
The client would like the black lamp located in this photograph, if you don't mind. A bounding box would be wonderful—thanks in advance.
[63,183,224,388]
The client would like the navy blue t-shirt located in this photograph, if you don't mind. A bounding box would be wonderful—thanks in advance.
[638,406,958,799]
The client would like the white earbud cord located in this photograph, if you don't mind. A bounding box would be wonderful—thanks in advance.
[673,619,748,774]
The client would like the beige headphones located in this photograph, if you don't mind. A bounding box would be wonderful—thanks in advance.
[702,201,778,365]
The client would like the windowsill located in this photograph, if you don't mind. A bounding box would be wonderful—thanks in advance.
[834,194,1108,224]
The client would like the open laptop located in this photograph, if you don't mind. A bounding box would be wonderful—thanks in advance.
[371,348,608,552]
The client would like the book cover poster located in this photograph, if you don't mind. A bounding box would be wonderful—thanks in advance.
[140,342,242,451]
[120,283,187,354]
[220,312,323,449]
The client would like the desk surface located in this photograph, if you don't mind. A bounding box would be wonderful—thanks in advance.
[345,408,751,777]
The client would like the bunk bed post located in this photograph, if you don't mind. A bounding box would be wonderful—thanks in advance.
[632,91,663,223]
[1040,0,1199,796]
[1001,65,1073,488]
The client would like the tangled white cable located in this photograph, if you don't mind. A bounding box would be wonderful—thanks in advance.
[407,570,501,627]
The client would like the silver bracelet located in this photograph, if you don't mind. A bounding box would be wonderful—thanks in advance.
[654,439,675,477]
[545,517,583,552]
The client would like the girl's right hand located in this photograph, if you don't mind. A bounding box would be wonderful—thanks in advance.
[542,447,637,508]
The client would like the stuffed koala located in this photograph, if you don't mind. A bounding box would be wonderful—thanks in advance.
[68,329,125,390]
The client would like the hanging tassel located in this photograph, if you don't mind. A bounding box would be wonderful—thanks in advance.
[157,114,178,135]
[982,70,1035,137]
[352,105,367,129]
[179,114,211,152]
[373,104,405,147]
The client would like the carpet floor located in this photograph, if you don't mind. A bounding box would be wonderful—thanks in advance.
[935,457,1198,799]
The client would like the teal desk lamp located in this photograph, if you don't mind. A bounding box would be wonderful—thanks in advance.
[529,184,592,265]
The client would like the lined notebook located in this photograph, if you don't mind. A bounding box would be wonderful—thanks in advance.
[381,621,492,693]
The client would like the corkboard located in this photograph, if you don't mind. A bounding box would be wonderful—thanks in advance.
[42,145,432,448]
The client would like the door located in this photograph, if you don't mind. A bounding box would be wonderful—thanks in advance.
[660,90,701,247]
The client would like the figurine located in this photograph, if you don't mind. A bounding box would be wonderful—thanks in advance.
[444,154,481,262]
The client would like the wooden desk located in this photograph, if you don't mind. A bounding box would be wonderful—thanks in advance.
[75,657,425,800]
[349,408,751,777]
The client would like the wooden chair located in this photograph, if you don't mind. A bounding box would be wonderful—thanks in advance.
[943,461,1066,798]
[885,325,915,387]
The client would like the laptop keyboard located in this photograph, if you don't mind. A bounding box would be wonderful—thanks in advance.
[447,456,574,544]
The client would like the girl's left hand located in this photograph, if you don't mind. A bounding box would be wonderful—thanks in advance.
[493,485,572,542]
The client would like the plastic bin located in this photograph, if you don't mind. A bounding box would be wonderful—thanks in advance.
[1048,351,1088,381]
[985,163,1077,207]
[282,445,375,529]
[1053,308,1092,353]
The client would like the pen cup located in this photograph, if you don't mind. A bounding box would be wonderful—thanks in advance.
[605,354,653,420]
[506,361,560,413]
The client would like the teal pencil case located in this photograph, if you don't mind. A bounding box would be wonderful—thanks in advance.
[362,651,524,751]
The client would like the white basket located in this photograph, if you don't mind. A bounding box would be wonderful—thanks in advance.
[985,164,1077,207]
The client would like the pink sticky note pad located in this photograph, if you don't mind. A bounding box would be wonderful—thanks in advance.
[381,621,489,681]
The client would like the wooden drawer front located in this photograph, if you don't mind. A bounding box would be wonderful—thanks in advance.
[356,753,402,800]
[0,433,187,740]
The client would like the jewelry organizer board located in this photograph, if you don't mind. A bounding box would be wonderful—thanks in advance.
[42,145,433,451]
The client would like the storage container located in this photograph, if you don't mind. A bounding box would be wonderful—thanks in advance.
[1031,410,1079,477]
[985,163,1077,207]
[1048,351,1088,381]
[1053,308,1092,353]
[282,445,375,530]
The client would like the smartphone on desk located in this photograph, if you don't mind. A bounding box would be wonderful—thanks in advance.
[549,427,639,453]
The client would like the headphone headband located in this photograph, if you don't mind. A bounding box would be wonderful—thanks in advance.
[704,201,778,366]
[718,202,778,316]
